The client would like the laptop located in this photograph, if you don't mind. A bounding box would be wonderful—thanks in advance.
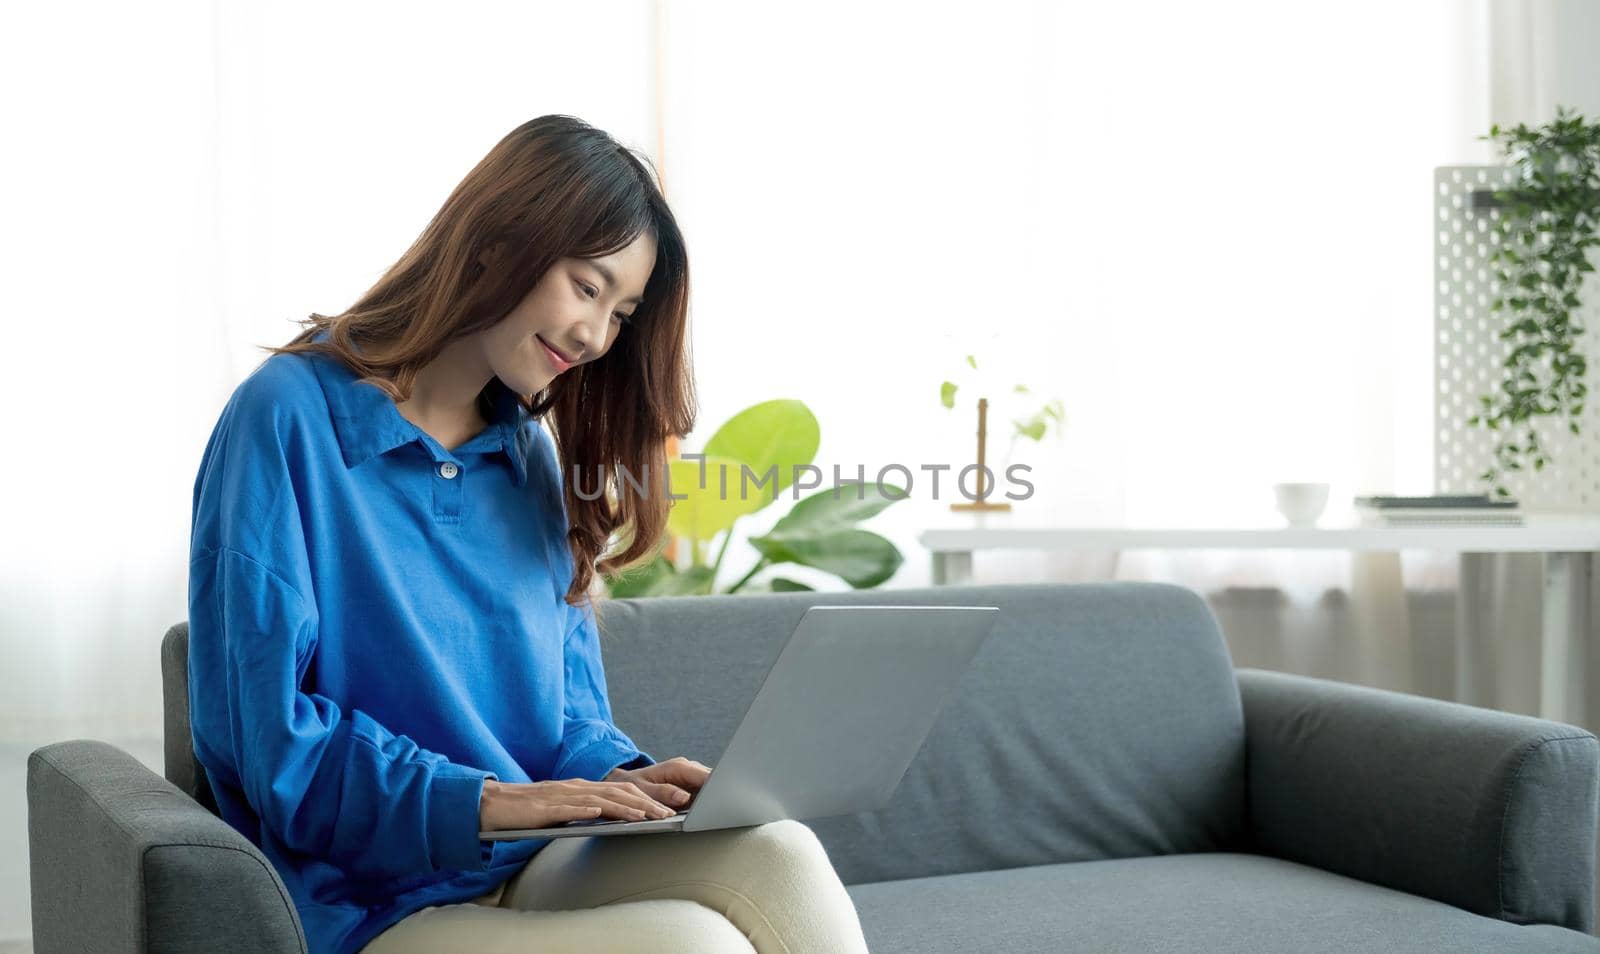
[480,604,1000,840]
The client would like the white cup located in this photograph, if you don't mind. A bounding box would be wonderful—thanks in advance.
[1274,482,1329,526]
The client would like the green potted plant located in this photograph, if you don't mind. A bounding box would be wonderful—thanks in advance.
[602,399,906,597]
[1468,105,1600,497]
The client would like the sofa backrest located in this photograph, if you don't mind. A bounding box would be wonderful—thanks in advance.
[162,622,221,816]
[598,580,1248,885]
[162,580,1249,887]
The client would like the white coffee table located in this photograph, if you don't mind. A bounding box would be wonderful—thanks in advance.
[919,510,1599,726]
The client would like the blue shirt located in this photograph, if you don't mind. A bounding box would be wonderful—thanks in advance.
[187,328,654,954]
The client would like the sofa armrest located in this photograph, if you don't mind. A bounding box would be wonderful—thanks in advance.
[28,739,306,954]
[1237,668,1599,933]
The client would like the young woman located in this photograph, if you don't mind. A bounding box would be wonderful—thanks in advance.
[187,115,870,954]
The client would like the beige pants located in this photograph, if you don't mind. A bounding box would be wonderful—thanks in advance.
[359,819,871,954]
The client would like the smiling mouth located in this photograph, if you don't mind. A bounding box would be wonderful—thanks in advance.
[537,336,574,369]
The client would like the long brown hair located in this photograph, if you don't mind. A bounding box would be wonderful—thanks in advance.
[260,115,695,619]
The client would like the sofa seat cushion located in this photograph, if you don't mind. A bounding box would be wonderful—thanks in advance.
[845,852,1600,953]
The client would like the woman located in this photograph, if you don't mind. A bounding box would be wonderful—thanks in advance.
[187,115,870,954]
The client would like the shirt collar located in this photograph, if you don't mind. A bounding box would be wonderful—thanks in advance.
[306,329,533,487]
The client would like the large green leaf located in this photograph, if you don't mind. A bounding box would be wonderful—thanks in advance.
[702,399,820,498]
[768,480,906,537]
[665,454,772,544]
[748,527,904,588]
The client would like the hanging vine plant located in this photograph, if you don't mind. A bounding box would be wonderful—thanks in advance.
[1468,106,1600,498]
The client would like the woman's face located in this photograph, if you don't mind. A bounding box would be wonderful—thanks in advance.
[482,229,657,395]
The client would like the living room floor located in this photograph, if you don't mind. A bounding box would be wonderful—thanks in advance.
[3,735,166,952]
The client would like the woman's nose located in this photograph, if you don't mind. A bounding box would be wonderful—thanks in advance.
[575,312,610,353]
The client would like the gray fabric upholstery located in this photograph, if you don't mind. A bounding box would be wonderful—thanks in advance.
[597,581,1249,885]
[160,621,217,816]
[27,738,306,954]
[28,580,1600,951]
[1239,668,1600,933]
[847,853,1600,954]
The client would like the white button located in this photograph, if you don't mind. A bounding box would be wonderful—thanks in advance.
[438,462,459,479]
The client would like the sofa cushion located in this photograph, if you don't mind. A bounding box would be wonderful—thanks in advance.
[845,852,1600,953]
[599,581,1248,885]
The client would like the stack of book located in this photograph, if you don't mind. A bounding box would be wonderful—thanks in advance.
[1353,494,1523,527]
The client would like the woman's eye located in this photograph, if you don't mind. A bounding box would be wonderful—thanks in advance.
[577,279,630,324]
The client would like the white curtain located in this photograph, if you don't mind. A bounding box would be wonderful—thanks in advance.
[1490,0,1600,125]
[2,0,1590,752]
[656,0,1564,715]
[0,0,660,745]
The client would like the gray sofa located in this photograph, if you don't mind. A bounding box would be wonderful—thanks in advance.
[27,580,1600,952]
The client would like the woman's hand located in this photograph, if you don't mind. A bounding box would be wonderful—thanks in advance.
[478,774,689,832]
[605,756,712,811]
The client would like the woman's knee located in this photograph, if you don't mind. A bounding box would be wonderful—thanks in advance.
[704,822,867,953]
[754,818,826,850]
[363,899,755,954]
[634,900,757,954]
[736,819,836,873]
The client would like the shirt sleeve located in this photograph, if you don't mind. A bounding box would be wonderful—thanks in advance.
[550,594,656,781]
[188,370,497,879]
[189,548,497,879]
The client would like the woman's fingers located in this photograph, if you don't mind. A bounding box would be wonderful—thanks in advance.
[546,777,688,818]
[574,791,673,820]
[558,804,604,820]
[585,781,677,817]
[634,756,712,791]
[623,779,693,807]
[508,780,683,829]
[610,780,678,814]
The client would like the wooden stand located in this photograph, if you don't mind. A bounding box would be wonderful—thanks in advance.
[951,396,1012,512]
